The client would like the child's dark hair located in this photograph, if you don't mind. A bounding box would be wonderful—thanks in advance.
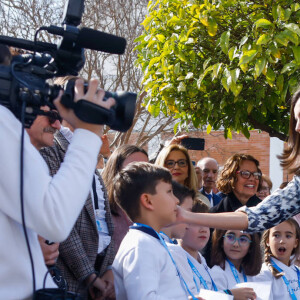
[211,229,262,276]
[172,181,195,205]
[192,198,209,213]
[114,162,172,221]
[262,218,300,278]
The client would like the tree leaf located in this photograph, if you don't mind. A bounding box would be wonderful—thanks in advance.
[185,72,194,79]
[231,83,243,96]
[203,58,211,70]
[228,46,238,61]
[230,68,240,83]
[254,57,266,78]
[285,23,300,36]
[212,63,223,80]
[254,19,274,29]
[156,34,165,42]
[220,31,230,54]
[239,35,248,48]
[256,34,272,45]
[292,46,300,63]
[148,103,160,117]
[276,74,284,92]
[206,124,212,134]
[281,62,296,74]
[207,16,218,37]
[266,68,276,86]
[239,50,258,65]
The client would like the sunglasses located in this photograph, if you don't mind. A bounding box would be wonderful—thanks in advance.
[223,233,252,246]
[236,170,261,180]
[40,110,62,124]
[165,159,188,169]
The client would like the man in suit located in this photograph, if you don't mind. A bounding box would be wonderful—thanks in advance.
[197,157,221,207]
[39,122,115,299]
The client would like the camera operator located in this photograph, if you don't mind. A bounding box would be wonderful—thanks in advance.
[0,78,115,299]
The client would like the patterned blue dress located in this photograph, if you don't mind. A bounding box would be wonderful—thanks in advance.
[238,176,300,233]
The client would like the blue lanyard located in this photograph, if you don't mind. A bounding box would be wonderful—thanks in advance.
[187,257,218,291]
[187,258,209,290]
[226,258,247,283]
[159,231,174,244]
[270,258,299,300]
[130,223,198,300]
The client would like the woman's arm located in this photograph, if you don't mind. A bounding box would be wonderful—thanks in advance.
[177,208,248,230]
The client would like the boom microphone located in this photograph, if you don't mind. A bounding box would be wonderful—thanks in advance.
[45,25,126,55]
[78,27,126,54]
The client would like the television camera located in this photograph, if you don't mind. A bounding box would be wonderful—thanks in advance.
[0,0,136,132]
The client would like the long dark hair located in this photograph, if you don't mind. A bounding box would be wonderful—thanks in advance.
[279,88,300,175]
[102,144,148,215]
[211,229,262,276]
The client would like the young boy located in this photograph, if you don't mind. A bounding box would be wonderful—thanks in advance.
[160,181,195,243]
[178,201,216,292]
[112,162,203,300]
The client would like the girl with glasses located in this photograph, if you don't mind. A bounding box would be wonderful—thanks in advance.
[210,229,262,299]
[255,219,300,300]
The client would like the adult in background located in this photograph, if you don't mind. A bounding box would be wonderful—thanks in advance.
[202,153,262,266]
[197,157,221,207]
[155,144,210,207]
[210,153,262,214]
[256,174,272,200]
[40,118,115,299]
[102,145,148,253]
[0,78,115,299]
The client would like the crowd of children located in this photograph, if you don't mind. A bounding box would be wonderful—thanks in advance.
[111,161,300,300]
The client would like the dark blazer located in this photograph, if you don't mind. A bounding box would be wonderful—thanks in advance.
[40,130,114,296]
[200,187,222,207]
[202,192,261,267]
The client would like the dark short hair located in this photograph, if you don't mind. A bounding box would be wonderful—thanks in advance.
[191,199,209,213]
[172,180,195,205]
[113,162,172,221]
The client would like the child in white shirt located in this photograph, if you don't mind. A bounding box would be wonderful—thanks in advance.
[254,218,300,300]
[112,163,203,300]
[210,228,261,299]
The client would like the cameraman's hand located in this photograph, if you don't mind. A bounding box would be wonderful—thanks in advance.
[38,236,59,266]
[54,79,115,138]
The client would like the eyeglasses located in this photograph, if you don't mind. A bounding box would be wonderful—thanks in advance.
[40,110,62,124]
[258,187,270,193]
[223,233,252,246]
[236,170,261,180]
[165,159,188,169]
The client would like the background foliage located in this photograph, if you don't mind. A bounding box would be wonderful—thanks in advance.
[135,0,300,140]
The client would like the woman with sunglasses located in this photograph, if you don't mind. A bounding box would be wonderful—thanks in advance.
[177,88,300,234]
[210,229,261,299]
[155,144,210,206]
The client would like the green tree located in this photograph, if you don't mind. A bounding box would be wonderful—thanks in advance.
[135,0,300,140]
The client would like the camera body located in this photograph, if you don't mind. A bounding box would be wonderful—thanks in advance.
[0,0,135,132]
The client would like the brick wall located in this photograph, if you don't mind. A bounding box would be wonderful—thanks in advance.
[161,130,271,176]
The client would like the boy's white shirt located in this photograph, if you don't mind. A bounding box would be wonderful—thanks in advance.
[112,229,189,300]
[167,243,198,294]
[210,260,254,290]
[253,257,300,300]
